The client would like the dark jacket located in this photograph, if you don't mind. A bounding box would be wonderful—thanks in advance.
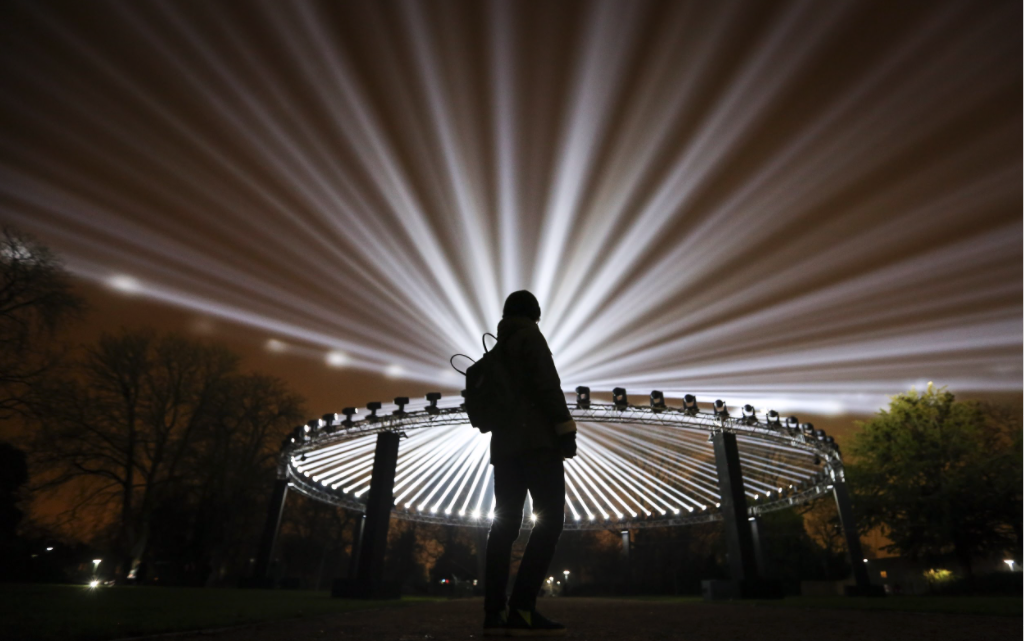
[489,317,576,464]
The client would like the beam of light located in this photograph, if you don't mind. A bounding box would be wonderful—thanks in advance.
[0,0,1017,422]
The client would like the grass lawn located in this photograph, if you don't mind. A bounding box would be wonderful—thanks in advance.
[0,584,439,641]
[631,595,1023,617]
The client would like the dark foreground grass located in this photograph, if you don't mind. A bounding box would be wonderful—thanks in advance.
[0,584,438,641]
[631,594,1023,617]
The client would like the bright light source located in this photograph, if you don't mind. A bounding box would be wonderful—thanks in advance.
[88,580,99,588]
[46,547,53,551]
[326,351,349,367]
[108,274,140,293]
[385,364,405,378]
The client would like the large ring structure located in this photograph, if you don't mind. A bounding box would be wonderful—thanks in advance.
[282,394,844,530]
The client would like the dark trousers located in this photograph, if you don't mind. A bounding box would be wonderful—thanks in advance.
[484,449,565,613]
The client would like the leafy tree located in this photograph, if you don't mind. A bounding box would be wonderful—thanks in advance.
[0,226,83,420]
[847,385,1021,576]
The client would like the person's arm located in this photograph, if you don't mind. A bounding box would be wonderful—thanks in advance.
[521,327,576,439]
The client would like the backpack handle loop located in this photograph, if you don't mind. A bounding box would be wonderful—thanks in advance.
[482,332,498,353]
[449,353,475,376]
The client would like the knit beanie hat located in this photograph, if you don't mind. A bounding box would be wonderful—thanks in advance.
[502,290,541,321]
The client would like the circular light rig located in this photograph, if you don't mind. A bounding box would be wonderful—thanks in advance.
[281,389,845,531]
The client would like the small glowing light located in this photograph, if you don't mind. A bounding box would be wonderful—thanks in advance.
[93,559,102,566]
[863,558,869,563]
[326,351,350,367]
[265,339,286,353]
[384,364,405,378]
[1004,560,1016,569]
[46,547,53,551]
[530,513,537,522]
[88,580,99,588]
[563,570,570,576]
[108,274,140,293]
[487,511,495,519]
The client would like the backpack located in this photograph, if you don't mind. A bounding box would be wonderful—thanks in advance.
[454,335,522,434]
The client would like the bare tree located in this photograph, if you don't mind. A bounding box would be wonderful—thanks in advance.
[30,330,245,577]
[0,226,83,420]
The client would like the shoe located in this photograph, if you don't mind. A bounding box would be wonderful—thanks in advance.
[506,608,566,637]
[483,610,508,637]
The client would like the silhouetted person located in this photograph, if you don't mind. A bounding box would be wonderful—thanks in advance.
[484,290,577,637]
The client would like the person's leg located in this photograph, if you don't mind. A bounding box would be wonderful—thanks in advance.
[507,450,565,612]
[484,459,528,614]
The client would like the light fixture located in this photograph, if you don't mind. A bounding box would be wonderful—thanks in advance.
[612,387,628,409]
[682,394,698,413]
[321,413,339,432]
[713,399,728,418]
[575,386,591,409]
[741,404,756,423]
[650,390,666,412]
[366,401,382,421]
[426,392,441,414]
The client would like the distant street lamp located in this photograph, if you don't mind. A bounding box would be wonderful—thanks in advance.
[563,569,570,596]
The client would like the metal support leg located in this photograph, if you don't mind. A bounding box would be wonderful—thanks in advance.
[348,515,365,579]
[702,431,782,599]
[475,526,488,591]
[621,529,631,595]
[833,480,882,595]
[251,478,288,586]
[712,431,759,582]
[334,430,401,599]
[749,516,768,578]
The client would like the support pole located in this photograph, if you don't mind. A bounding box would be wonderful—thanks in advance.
[333,430,401,599]
[749,516,768,579]
[713,431,759,582]
[348,515,365,579]
[251,478,288,586]
[833,479,883,596]
[620,529,631,595]
[475,526,487,593]
[702,431,781,599]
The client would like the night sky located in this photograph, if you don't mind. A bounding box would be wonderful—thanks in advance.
[1,0,1020,440]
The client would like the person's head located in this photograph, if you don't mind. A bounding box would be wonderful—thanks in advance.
[502,290,541,322]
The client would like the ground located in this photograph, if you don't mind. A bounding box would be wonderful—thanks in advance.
[181,597,1019,641]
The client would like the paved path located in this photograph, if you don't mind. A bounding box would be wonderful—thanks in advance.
[190,597,1017,641]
